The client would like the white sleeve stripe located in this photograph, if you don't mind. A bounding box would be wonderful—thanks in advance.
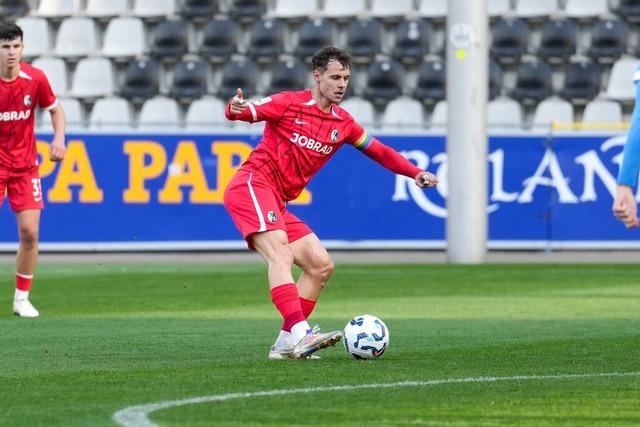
[43,98,59,111]
[247,102,257,121]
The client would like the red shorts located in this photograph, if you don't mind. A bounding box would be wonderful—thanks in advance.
[223,169,312,249]
[0,167,44,212]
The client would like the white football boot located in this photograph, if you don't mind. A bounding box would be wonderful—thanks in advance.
[13,299,39,317]
[268,345,321,360]
[291,325,342,359]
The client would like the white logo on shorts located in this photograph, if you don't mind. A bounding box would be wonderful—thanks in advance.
[267,211,277,223]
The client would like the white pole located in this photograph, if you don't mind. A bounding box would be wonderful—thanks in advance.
[446,0,488,263]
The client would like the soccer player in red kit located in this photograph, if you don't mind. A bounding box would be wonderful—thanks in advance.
[0,23,66,317]
[223,46,438,359]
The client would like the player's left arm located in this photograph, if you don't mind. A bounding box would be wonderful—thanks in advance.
[39,71,66,162]
[351,129,438,188]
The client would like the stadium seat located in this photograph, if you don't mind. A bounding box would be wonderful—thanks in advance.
[512,58,552,105]
[178,0,215,21]
[40,97,83,128]
[15,17,51,59]
[488,0,512,18]
[340,97,375,127]
[560,59,601,105]
[371,0,415,22]
[199,19,239,63]
[321,0,366,22]
[171,59,209,103]
[582,99,622,124]
[531,97,574,131]
[268,58,307,94]
[0,0,29,19]
[120,58,160,104]
[606,56,639,102]
[363,59,404,108]
[36,0,81,19]
[85,0,128,20]
[487,97,523,130]
[271,0,318,22]
[102,17,146,60]
[564,0,609,20]
[514,0,558,21]
[613,0,640,23]
[54,17,98,59]
[150,20,189,63]
[537,18,577,64]
[295,18,335,61]
[490,18,529,64]
[134,0,176,21]
[218,57,260,100]
[589,17,628,64]
[346,19,383,64]
[414,57,445,106]
[70,57,115,99]
[32,57,68,96]
[393,19,432,65]
[489,58,502,100]
[89,97,134,130]
[430,100,447,129]
[247,19,285,64]
[418,0,447,20]
[229,0,266,24]
[382,97,425,129]
[185,96,226,130]
[138,96,181,129]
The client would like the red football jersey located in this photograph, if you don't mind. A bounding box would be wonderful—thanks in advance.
[0,62,58,171]
[232,90,373,201]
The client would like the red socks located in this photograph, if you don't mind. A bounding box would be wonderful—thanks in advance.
[16,273,33,291]
[300,296,316,319]
[270,283,306,332]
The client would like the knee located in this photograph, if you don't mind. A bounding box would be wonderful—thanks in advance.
[312,256,335,283]
[18,224,38,246]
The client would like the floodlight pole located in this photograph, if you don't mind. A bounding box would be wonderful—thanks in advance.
[446,0,488,263]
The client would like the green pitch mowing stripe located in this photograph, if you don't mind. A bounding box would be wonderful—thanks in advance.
[0,263,638,426]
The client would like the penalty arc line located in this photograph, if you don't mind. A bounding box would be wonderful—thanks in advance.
[113,371,640,427]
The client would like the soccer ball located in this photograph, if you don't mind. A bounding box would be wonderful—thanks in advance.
[343,314,389,359]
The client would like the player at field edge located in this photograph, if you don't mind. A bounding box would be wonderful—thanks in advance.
[223,46,438,359]
[0,23,66,317]
[613,65,640,228]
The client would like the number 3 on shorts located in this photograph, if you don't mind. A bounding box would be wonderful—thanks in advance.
[31,178,42,202]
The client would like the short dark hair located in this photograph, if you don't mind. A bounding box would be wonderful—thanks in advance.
[0,23,23,42]
[312,46,351,72]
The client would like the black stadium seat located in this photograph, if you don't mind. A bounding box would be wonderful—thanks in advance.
[219,58,260,100]
[560,59,602,105]
[512,59,552,105]
[171,59,208,103]
[150,20,189,62]
[120,58,160,104]
[268,58,307,94]
[178,0,215,21]
[199,19,239,63]
[614,0,640,23]
[363,59,404,108]
[0,0,29,19]
[489,58,502,100]
[414,57,445,106]
[346,19,383,64]
[296,18,334,62]
[229,0,266,24]
[490,17,529,64]
[247,18,285,64]
[589,17,628,64]
[393,18,432,65]
[538,18,577,63]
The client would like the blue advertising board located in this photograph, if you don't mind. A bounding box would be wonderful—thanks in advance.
[0,131,636,250]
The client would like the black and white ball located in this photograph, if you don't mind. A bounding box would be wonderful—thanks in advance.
[343,314,389,359]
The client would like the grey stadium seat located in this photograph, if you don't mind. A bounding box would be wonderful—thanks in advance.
[371,0,415,22]
[247,18,285,64]
[199,19,239,63]
[37,0,81,19]
[85,0,128,20]
[89,97,134,130]
[582,99,622,124]
[606,57,639,102]
[340,97,375,127]
[41,97,83,128]
[487,97,523,131]
[488,0,512,18]
[418,0,447,20]
[321,0,366,22]
[430,100,447,130]
[102,17,146,60]
[70,57,115,99]
[138,96,181,130]
[272,0,318,22]
[382,97,425,130]
[134,0,176,21]
[532,97,574,131]
[565,0,609,20]
[15,17,51,59]
[32,57,68,96]
[185,96,226,130]
[514,0,558,21]
[54,17,98,59]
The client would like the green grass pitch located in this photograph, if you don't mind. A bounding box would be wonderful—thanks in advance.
[1,262,639,426]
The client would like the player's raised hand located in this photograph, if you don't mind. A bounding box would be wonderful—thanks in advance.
[612,184,639,228]
[230,88,247,114]
[415,171,438,189]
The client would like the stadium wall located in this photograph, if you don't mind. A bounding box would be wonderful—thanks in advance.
[0,130,636,251]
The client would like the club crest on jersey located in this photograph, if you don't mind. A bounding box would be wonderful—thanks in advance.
[267,211,277,223]
[330,129,339,142]
[23,95,31,107]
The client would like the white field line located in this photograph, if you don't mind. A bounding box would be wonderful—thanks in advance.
[113,371,640,427]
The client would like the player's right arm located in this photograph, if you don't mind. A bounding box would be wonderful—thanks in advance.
[224,88,290,123]
[613,71,640,228]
